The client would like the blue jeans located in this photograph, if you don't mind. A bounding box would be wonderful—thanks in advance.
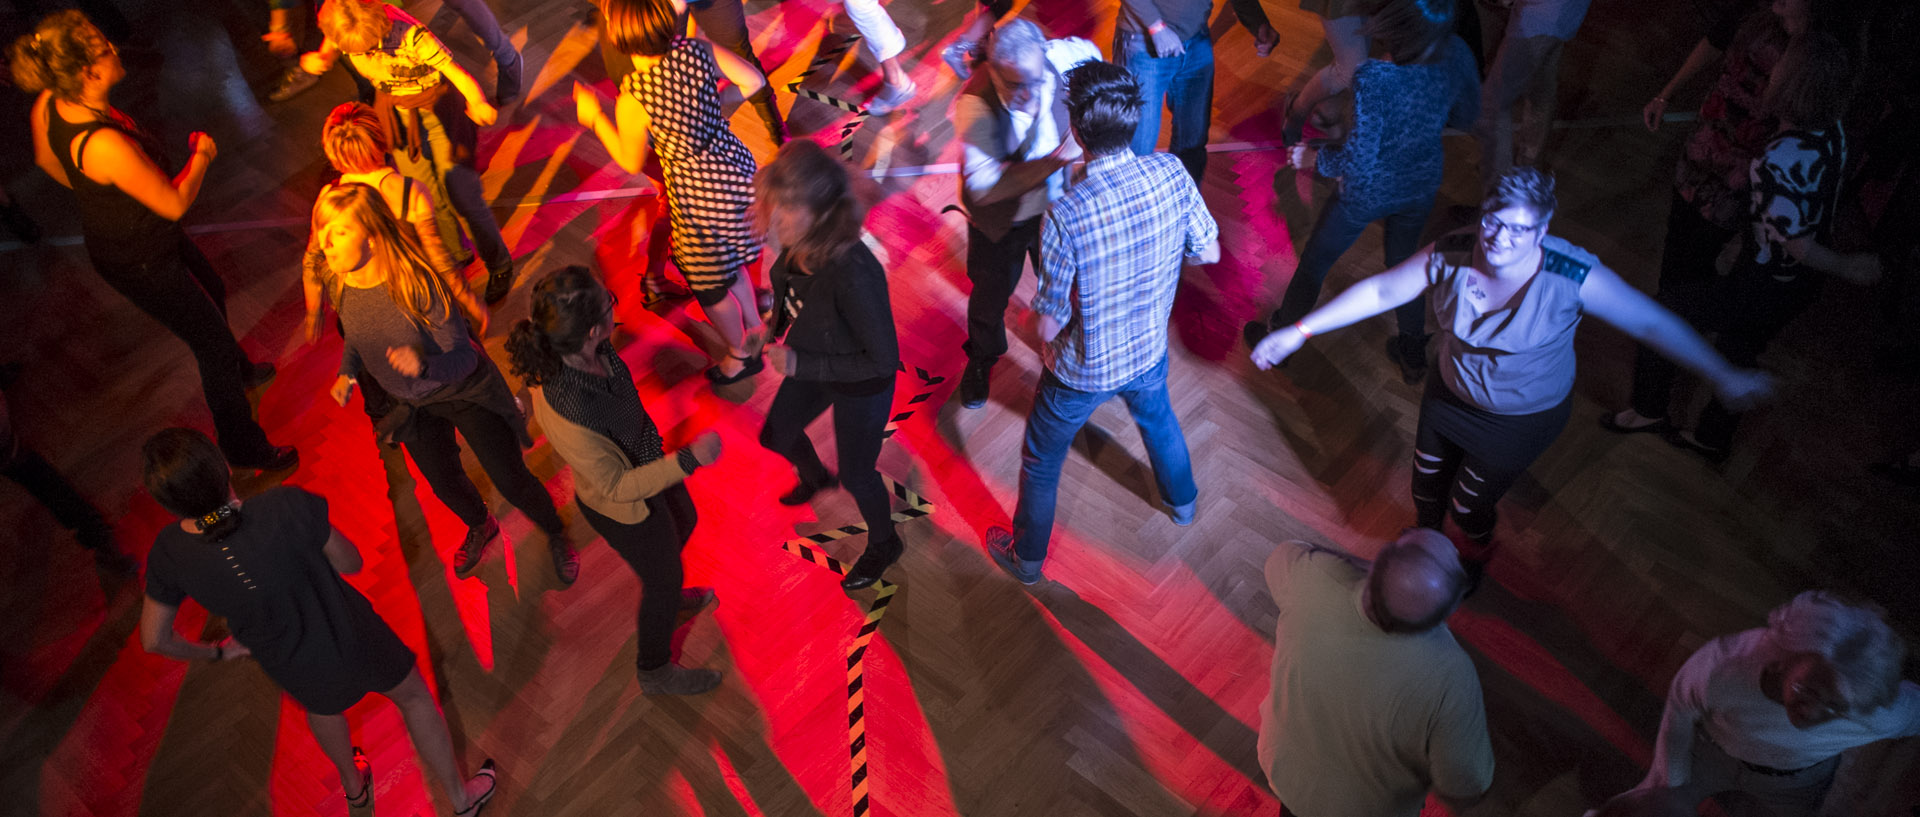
[1114,29,1214,182]
[1012,355,1198,562]
[1271,192,1434,339]
[432,0,522,89]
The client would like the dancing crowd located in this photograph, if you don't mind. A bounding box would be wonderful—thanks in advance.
[4,0,1919,814]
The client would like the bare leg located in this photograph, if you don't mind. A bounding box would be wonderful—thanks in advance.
[305,711,363,796]
[704,272,766,375]
[382,669,472,812]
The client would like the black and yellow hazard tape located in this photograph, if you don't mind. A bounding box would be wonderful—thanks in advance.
[782,33,875,158]
[774,476,933,817]
[882,364,946,439]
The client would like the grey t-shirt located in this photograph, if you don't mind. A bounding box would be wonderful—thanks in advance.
[1428,233,1594,415]
[337,282,477,401]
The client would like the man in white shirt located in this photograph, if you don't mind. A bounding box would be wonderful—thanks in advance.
[951,19,1094,409]
[1610,590,1920,816]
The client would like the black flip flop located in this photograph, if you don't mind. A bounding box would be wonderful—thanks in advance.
[706,353,764,385]
[452,760,498,817]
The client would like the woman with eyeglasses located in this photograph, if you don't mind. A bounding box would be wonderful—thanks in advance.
[137,427,500,817]
[506,266,727,695]
[13,11,296,473]
[1250,168,1771,572]
[1599,590,1920,817]
[297,0,517,305]
[313,183,576,585]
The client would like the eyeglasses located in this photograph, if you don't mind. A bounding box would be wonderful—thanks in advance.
[1789,681,1848,720]
[1481,213,1544,239]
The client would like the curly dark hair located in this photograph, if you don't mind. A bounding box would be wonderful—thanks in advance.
[506,266,612,386]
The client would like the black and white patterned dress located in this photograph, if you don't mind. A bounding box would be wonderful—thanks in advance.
[622,38,760,291]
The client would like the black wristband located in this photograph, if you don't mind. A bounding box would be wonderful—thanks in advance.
[676,447,702,473]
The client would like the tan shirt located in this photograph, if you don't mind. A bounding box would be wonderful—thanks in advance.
[1257,541,1495,817]
[530,386,691,525]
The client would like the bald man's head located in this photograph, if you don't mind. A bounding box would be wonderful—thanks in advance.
[1365,529,1467,633]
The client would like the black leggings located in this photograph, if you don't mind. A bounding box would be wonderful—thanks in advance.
[759,376,897,544]
[1410,379,1571,545]
[3,447,110,549]
[580,486,697,671]
[92,237,277,462]
[401,399,564,534]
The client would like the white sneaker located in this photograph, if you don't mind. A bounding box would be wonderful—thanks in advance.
[864,78,917,115]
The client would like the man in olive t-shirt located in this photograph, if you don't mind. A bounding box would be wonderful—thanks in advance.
[1257,529,1495,817]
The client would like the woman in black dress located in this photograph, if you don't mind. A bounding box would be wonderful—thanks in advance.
[754,141,903,592]
[12,11,295,472]
[138,428,497,815]
[507,266,727,695]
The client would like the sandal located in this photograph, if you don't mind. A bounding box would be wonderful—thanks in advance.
[1597,409,1671,435]
[641,276,692,309]
[452,759,498,817]
[345,747,373,814]
[705,353,764,385]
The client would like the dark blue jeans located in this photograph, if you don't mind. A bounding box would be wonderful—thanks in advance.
[1012,355,1197,562]
[434,0,521,89]
[1271,192,1433,339]
[1114,29,1214,182]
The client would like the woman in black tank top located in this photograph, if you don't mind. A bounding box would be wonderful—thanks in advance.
[12,11,295,472]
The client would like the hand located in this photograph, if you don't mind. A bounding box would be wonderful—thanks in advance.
[466,99,498,127]
[1711,367,1774,412]
[299,51,329,76]
[1838,253,1884,286]
[387,345,424,377]
[189,132,218,162]
[1288,144,1317,170]
[573,82,604,128]
[766,344,794,375]
[1253,22,1279,58]
[261,30,297,58]
[687,430,722,465]
[1642,96,1669,132]
[1149,24,1185,57]
[330,375,356,407]
[218,636,252,660]
[1250,325,1307,370]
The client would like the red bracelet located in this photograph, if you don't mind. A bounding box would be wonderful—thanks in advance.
[1147,20,1167,35]
[1293,322,1313,340]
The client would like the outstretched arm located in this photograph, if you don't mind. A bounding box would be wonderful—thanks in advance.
[1251,245,1433,369]
[1580,263,1772,410]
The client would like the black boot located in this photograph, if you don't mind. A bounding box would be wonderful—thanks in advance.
[840,536,903,592]
[747,86,787,146]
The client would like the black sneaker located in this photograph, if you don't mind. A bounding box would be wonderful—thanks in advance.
[493,51,524,106]
[1242,319,1273,351]
[266,67,322,103]
[840,537,902,592]
[454,516,500,578]
[549,538,580,587]
[483,261,515,304]
[778,472,838,506]
[231,445,299,472]
[958,358,993,409]
[243,360,277,389]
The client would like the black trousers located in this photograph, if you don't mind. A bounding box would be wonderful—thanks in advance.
[759,376,897,544]
[1629,254,1822,451]
[1411,378,1572,544]
[91,236,276,463]
[402,399,565,534]
[4,447,110,550]
[580,486,697,671]
[963,218,1043,363]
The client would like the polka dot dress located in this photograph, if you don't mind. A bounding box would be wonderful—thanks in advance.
[623,38,760,291]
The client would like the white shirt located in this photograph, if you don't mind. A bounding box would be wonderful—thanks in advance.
[1642,628,1920,788]
[956,37,1097,222]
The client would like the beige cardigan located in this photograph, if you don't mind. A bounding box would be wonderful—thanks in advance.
[530,385,692,525]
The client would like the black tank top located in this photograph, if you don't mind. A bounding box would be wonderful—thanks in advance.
[45,102,183,268]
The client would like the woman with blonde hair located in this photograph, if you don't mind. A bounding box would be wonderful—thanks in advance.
[302,101,488,345]
[13,11,295,473]
[297,0,517,304]
[314,184,577,584]
[573,0,768,385]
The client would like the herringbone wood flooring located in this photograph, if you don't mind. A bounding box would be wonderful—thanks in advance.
[1,0,1917,815]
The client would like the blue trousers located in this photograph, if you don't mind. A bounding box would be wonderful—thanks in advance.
[1012,355,1197,562]
[1113,29,1214,182]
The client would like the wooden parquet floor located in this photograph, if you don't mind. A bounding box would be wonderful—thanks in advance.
[2,0,1918,815]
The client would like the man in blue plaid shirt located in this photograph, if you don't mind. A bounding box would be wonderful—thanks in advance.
[987,60,1220,585]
